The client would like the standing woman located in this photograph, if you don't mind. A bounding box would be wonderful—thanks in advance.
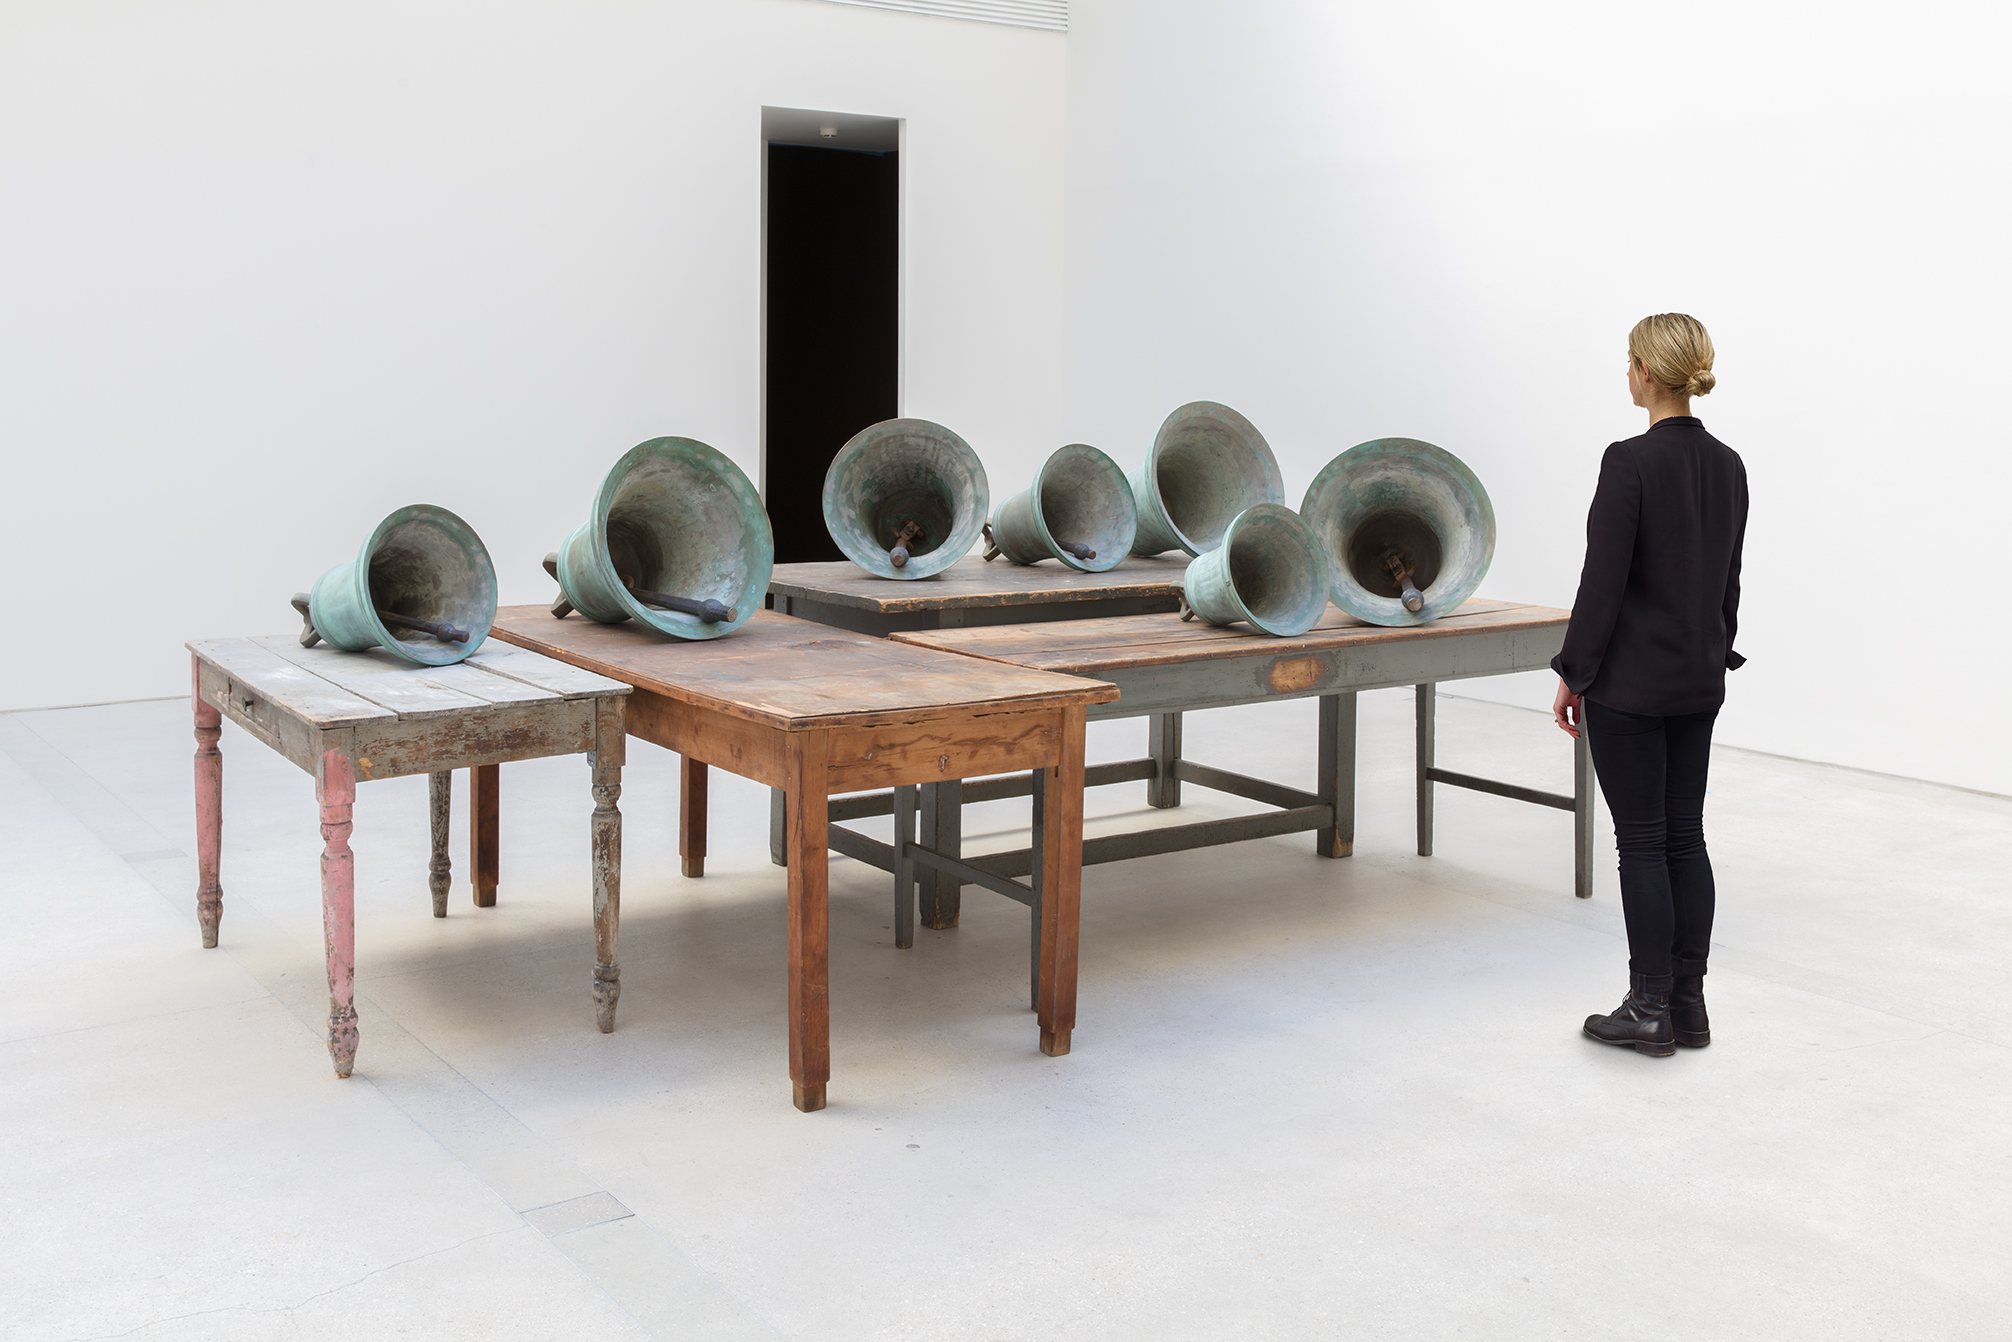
[1553,313,1747,1057]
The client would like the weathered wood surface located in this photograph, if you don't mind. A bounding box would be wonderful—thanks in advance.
[888,598,1564,674]
[471,763,499,907]
[489,607,1117,731]
[768,554,1190,614]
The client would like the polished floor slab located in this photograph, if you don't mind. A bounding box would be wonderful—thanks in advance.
[1,690,2005,1340]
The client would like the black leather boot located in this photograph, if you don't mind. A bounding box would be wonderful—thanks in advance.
[1670,975,1710,1048]
[1583,984,1675,1056]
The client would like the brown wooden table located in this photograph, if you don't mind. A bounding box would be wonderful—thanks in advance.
[768,553,1190,637]
[488,606,1117,1112]
[187,636,630,1078]
[885,598,1588,985]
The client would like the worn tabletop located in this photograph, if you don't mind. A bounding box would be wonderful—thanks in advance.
[488,606,1118,730]
[889,597,1569,675]
[767,554,1190,614]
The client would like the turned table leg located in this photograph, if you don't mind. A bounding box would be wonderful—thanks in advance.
[191,659,224,949]
[680,755,707,879]
[785,733,831,1113]
[1037,706,1087,1058]
[428,771,452,917]
[591,754,622,1032]
[318,751,359,1078]
[471,763,499,907]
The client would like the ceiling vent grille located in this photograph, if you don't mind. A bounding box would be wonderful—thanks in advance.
[818,0,1067,32]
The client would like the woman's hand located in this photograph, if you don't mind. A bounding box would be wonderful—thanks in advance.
[1552,677,1583,738]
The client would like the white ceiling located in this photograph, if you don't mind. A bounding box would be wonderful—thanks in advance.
[817,0,1066,32]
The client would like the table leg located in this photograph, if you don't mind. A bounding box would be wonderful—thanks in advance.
[1028,768,1043,1010]
[680,755,708,879]
[785,733,831,1112]
[428,771,452,917]
[1574,726,1595,899]
[768,788,787,868]
[192,660,224,949]
[1147,711,1183,809]
[1316,692,1357,858]
[893,784,917,949]
[918,779,963,929]
[1415,684,1436,857]
[318,750,359,1078]
[471,763,499,907]
[1037,705,1087,1058]
[592,754,623,1031]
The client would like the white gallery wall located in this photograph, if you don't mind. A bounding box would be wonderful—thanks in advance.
[0,0,1065,711]
[1063,0,2012,796]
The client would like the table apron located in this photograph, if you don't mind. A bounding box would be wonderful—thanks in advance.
[824,708,1062,792]
[347,700,600,780]
[1082,626,1564,720]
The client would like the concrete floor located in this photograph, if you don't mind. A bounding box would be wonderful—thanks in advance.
[1,688,2006,1340]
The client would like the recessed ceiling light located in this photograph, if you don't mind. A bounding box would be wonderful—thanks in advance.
[819,125,838,138]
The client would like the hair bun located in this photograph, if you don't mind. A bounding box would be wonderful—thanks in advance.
[1685,368,1717,396]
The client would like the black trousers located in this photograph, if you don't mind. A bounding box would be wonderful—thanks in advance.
[1584,699,1719,994]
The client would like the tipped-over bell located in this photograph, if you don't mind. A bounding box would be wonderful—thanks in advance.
[823,418,990,580]
[983,444,1137,572]
[1129,402,1285,557]
[551,437,773,640]
[291,504,497,666]
[1176,503,1330,637]
[1300,438,1495,627]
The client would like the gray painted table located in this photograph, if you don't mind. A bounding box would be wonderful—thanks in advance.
[879,599,1588,995]
[186,636,630,1078]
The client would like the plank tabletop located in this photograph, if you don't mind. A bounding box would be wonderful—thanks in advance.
[767,554,1191,613]
[489,606,1119,731]
[186,634,629,727]
[887,598,1570,675]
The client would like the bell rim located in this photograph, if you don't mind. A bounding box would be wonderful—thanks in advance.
[1300,437,1496,627]
[1141,401,1285,558]
[351,503,497,666]
[1028,443,1136,573]
[821,418,990,580]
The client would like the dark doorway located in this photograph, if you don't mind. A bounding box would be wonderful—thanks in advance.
[764,143,898,564]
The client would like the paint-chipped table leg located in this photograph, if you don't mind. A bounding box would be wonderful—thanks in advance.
[1316,692,1357,858]
[471,763,499,907]
[785,733,832,1113]
[1037,705,1087,1057]
[1415,683,1436,857]
[892,785,917,949]
[319,751,359,1078]
[680,755,707,879]
[428,770,452,917]
[1147,711,1183,809]
[591,756,623,1032]
[192,659,224,949]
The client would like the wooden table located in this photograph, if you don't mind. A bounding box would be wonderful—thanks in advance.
[883,598,1588,982]
[768,554,1189,638]
[187,636,630,1078]
[486,606,1117,1112]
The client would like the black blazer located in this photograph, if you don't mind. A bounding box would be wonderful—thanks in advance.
[1552,415,1747,716]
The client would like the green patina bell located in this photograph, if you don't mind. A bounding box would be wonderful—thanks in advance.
[1128,401,1285,557]
[1300,438,1495,627]
[292,504,497,666]
[824,418,990,580]
[983,443,1137,572]
[550,437,773,640]
[1176,503,1330,637]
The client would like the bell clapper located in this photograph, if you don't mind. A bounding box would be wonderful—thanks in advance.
[1058,541,1097,562]
[620,574,736,624]
[290,593,322,649]
[890,520,924,568]
[375,609,473,644]
[1381,550,1426,613]
[981,522,1001,563]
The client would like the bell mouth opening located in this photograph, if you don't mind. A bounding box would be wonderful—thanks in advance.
[366,515,493,654]
[864,486,955,564]
[1344,508,1443,598]
[1154,428,1275,551]
[599,445,759,631]
[1224,509,1326,634]
[1036,448,1132,567]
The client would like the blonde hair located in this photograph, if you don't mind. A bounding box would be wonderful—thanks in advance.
[1628,312,1716,397]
